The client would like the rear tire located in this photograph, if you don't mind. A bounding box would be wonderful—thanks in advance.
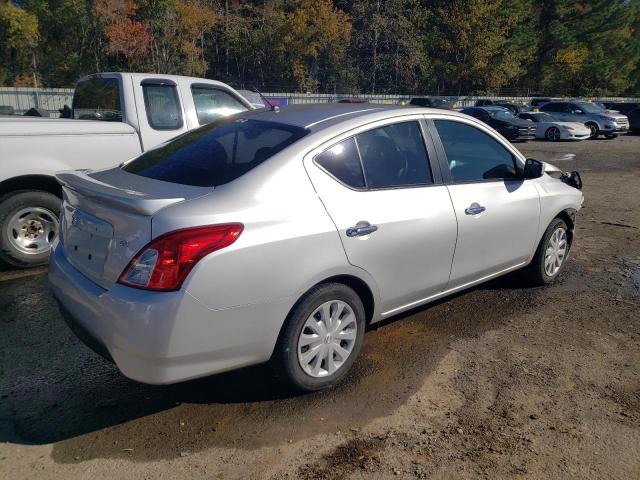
[273,283,366,392]
[522,218,570,286]
[0,190,61,268]
[545,126,561,142]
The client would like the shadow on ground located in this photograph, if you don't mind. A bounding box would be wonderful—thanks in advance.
[0,267,549,463]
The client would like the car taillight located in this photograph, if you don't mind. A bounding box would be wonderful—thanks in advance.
[118,224,243,291]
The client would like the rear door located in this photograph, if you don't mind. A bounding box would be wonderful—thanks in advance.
[304,117,458,315]
[133,77,189,150]
[430,117,540,288]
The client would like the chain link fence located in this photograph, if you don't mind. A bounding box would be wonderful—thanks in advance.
[0,87,638,117]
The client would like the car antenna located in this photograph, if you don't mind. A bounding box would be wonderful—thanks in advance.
[253,86,279,112]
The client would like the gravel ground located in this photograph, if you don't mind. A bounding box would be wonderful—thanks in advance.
[1,135,639,479]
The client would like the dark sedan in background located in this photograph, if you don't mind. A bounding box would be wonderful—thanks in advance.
[461,106,536,141]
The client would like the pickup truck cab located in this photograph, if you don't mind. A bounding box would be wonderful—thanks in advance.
[0,72,254,267]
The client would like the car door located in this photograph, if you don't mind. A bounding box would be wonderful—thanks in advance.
[132,77,189,150]
[430,117,540,288]
[303,118,458,315]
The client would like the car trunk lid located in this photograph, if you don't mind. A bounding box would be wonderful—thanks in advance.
[56,168,211,289]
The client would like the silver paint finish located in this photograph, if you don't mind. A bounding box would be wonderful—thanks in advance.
[49,104,584,385]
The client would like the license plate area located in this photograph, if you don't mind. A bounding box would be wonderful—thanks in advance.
[63,207,113,278]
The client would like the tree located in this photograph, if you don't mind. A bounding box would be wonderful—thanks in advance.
[0,0,39,86]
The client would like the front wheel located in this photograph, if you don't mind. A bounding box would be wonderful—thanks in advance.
[0,190,61,268]
[586,122,600,139]
[274,283,366,392]
[523,218,570,286]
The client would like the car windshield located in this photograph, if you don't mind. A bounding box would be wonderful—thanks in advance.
[576,103,604,113]
[532,113,554,122]
[488,109,515,120]
[122,118,308,187]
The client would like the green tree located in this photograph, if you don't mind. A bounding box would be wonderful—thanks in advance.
[0,0,40,86]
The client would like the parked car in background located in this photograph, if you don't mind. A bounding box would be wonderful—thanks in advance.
[602,102,640,115]
[337,97,368,103]
[539,101,629,139]
[49,103,583,391]
[461,106,536,141]
[409,97,453,109]
[626,108,640,133]
[0,72,253,268]
[475,99,523,114]
[529,98,559,108]
[517,112,591,141]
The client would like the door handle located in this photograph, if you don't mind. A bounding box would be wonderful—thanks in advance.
[346,222,378,237]
[465,203,486,215]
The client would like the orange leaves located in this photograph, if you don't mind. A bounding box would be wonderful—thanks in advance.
[94,0,150,61]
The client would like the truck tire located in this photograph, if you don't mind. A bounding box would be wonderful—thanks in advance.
[0,191,62,268]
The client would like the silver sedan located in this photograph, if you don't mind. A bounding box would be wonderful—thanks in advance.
[49,104,584,391]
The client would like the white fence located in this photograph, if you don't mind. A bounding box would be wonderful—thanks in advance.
[0,87,637,117]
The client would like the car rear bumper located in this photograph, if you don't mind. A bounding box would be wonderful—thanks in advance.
[49,242,292,384]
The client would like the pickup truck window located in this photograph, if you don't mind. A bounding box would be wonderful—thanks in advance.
[142,83,184,130]
[122,119,307,187]
[73,78,123,121]
[191,86,248,125]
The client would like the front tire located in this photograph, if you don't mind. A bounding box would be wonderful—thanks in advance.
[523,218,570,286]
[586,122,600,139]
[274,283,366,392]
[0,190,61,268]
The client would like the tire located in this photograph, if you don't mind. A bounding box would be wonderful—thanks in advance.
[523,218,570,286]
[0,190,62,268]
[585,122,599,139]
[545,126,561,142]
[273,283,366,392]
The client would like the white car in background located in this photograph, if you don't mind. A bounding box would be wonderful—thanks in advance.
[517,112,590,141]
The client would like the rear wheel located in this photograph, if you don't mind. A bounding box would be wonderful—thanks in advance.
[0,190,61,268]
[545,126,561,142]
[523,218,570,286]
[274,283,365,392]
[586,122,599,139]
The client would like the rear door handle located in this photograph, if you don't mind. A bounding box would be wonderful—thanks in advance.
[346,222,378,237]
[465,203,486,215]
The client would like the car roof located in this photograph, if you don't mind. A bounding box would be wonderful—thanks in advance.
[475,106,510,112]
[235,103,468,132]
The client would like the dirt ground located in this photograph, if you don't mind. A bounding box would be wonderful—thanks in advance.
[1,135,639,480]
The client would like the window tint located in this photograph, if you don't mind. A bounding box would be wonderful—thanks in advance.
[315,138,365,189]
[541,102,562,113]
[191,86,248,125]
[142,84,183,130]
[434,120,518,182]
[73,78,122,121]
[356,122,432,188]
[122,119,307,187]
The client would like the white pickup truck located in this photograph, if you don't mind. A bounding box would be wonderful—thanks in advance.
[0,72,254,267]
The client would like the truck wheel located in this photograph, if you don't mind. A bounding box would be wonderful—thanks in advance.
[585,122,599,139]
[0,191,62,268]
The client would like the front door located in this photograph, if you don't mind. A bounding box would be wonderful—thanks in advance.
[431,118,541,288]
[304,118,458,315]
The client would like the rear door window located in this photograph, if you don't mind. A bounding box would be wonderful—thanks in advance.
[72,78,122,121]
[191,86,248,125]
[142,82,183,130]
[356,122,433,188]
[122,119,307,187]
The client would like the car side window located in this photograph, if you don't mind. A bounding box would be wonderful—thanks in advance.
[142,83,183,130]
[315,137,366,189]
[434,120,519,182]
[356,122,433,188]
[191,86,248,125]
[542,103,561,113]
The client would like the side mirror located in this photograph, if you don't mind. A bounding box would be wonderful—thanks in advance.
[524,158,544,179]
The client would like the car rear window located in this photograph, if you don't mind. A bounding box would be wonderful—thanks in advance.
[73,78,122,121]
[122,119,307,187]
